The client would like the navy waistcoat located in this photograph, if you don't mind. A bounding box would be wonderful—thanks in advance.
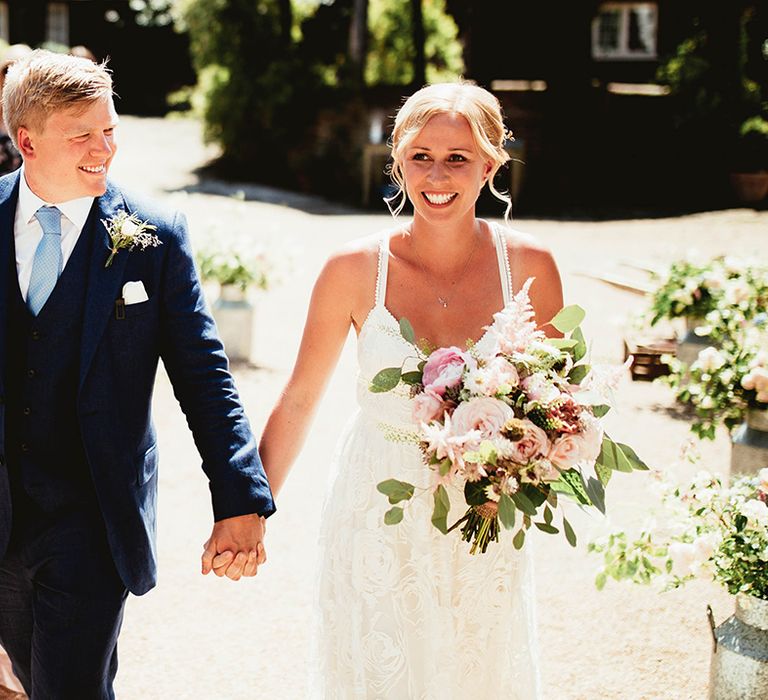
[5,221,97,513]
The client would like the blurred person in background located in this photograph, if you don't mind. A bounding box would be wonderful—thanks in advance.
[0,45,31,177]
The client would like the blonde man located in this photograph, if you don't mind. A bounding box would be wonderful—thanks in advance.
[0,50,274,697]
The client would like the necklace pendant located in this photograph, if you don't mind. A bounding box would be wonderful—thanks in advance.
[438,297,448,308]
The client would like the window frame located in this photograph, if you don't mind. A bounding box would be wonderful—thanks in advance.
[591,2,658,61]
[46,2,70,46]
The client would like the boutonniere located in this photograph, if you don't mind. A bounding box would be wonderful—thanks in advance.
[102,210,162,268]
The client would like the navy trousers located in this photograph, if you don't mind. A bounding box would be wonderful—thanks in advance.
[0,502,127,699]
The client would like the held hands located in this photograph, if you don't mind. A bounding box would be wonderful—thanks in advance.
[201,513,267,581]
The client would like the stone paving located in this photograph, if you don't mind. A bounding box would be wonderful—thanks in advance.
[98,117,768,699]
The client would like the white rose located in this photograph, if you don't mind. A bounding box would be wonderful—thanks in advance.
[668,542,697,578]
[741,499,768,528]
[694,347,726,373]
[692,533,719,563]
[119,218,139,237]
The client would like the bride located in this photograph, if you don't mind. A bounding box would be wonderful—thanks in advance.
[259,82,563,698]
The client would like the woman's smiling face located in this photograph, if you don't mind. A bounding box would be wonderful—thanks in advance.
[402,112,492,224]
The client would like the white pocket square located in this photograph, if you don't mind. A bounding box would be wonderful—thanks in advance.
[122,281,149,305]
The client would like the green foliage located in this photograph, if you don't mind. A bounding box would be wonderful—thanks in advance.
[195,239,273,291]
[365,0,463,85]
[735,116,768,171]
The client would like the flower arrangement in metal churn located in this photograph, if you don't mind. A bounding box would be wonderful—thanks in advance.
[370,279,649,554]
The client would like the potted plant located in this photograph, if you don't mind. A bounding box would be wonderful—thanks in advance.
[648,256,765,365]
[589,469,768,698]
[665,323,768,471]
[195,240,274,362]
[730,116,768,203]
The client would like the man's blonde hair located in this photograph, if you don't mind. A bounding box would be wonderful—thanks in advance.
[3,49,113,150]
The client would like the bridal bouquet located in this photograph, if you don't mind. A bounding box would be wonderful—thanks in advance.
[371,279,648,554]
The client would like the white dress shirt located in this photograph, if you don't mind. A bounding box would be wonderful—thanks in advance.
[14,168,95,301]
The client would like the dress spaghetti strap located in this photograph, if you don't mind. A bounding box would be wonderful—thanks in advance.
[374,234,390,308]
[492,223,514,306]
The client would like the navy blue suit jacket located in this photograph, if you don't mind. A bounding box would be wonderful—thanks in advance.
[0,171,276,595]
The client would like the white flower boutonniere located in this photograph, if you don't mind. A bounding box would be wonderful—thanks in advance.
[103,211,162,268]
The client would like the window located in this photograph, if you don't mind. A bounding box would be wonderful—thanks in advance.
[592,3,657,60]
[0,3,8,43]
[46,2,69,46]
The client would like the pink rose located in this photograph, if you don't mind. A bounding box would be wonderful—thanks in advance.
[450,397,514,439]
[422,347,468,396]
[412,388,445,425]
[508,420,550,463]
[548,416,602,468]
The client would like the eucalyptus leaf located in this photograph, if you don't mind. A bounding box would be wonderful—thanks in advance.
[511,491,537,516]
[513,528,526,550]
[431,485,450,534]
[384,506,404,525]
[464,480,488,506]
[571,326,587,362]
[592,404,611,418]
[547,338,578,350]
[552,469,592,506]
[438,458,452,477]
[568,364,590,385]
[597,437,649,473]
[563,517,577,547]
[401,371,423,385]
[377,479,415,504]
[370,367,402,393]
[399,318,416,345]
[543,505,553,525]
[550,305,586,334]
[535,522,559,534]
[595,462,613,487]
[585,476,606,514]
[498,494,516,530]
[521,482,548,508]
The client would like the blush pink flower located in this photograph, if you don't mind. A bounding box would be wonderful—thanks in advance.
[411,388,446,425]
[548,415,603,469]
[450,397,514,440]
[742,367,768,403]
[422,347,469,396]
[508,420,550,464]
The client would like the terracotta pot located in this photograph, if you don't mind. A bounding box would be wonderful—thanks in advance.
[730,172,768,204]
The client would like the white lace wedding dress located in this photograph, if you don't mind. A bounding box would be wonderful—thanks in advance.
[311,226,540,699]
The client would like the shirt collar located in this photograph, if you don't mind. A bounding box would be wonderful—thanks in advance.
[18,166,95,232]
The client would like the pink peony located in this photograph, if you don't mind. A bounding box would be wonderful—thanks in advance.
[548,414,603,469]
[450,397,514,440]
[508,420,550,463]
[422,347,468,396]
[411,388,446,425]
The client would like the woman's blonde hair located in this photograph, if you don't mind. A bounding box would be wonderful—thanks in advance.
[387,81,512,217]
[3,49,113,149]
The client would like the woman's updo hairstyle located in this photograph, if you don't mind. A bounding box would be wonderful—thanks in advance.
[386,81,513,217]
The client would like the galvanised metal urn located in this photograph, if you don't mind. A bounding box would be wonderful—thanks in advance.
[676,317,709,368]
[709,594,768,699]
[731,409,768,476]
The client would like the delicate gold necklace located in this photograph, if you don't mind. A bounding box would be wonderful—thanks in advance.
[408,227,480,308]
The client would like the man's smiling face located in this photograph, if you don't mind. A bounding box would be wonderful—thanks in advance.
[19,94,118,202]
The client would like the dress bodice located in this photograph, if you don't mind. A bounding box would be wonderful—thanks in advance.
[355,224,514,430]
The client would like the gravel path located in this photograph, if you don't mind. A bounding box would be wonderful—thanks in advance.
[102,117,768,699]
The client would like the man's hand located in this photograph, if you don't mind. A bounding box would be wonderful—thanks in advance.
[201,513,267,581]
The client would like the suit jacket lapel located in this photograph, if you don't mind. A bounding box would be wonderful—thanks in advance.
[79,181,129,390]
[0,171,21,400]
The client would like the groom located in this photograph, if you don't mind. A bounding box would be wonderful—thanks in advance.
[0,50,275,697]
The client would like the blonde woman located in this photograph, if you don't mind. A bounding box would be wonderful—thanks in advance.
[260,82,563,697]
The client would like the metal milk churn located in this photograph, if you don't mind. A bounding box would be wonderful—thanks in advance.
[708,594,768,699]
[731,409,768,476]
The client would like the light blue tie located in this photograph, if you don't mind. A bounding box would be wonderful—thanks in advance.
[27,206,63,316]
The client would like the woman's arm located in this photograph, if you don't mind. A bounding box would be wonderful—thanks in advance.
[258,248,372,497]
